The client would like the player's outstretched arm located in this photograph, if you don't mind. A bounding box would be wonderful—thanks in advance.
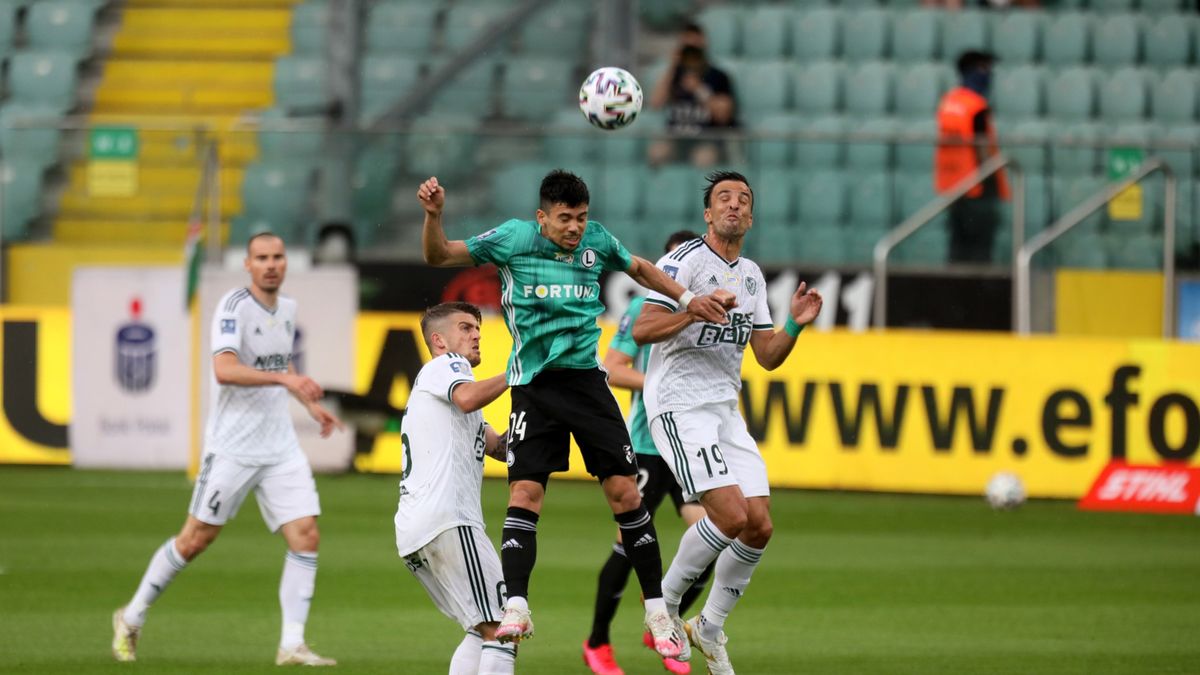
[632,302,698,345]
[749,282,823,371]
[212,352,322,402]
[417,176,474,267]
[450,373,508,414]
[603,348,643,391]
[624,255,730,324]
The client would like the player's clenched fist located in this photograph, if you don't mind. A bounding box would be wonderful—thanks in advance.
[417,177,445,215]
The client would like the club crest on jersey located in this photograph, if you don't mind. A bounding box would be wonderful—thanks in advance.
[581,248,597,268]
[221,319,236,334]
[746,277,757,295]
[506,450,516,467]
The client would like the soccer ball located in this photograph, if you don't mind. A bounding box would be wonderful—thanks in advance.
[985,472,1026,510]
[579,67,643,130]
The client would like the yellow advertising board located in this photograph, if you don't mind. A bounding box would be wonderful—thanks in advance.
[356,315,1200,498]
[0,307,72,465]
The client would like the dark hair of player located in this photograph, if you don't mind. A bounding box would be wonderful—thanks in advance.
[665,230,698,253]
[420,302,483,348]
[246,231,283,253]
[540,169,590,210]
[702,171,754,210]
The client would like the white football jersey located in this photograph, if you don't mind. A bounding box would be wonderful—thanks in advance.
[643,237,773,420]
[395,353,490,556]
[207,287,303,466]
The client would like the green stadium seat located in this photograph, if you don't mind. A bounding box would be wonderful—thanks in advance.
[26,0,95,58]
[543,109,631,165]
[750,114,800,167]
[1049,121,1103,175]
[643,165,698,221]
[1143,14,1192,68]
[697,6,740,59]
[289,1,329,55]
[798,170,847,225]
[792,60,841,115]
[1180,179,1198,254]
[350,145,399,244]
[517,2,588,57]
[365,2,438,55]
[841,9,889,62]
[491,161,554,216]
[795,115,846,169]
[237,163,315,242]
[0,4,16,56]
[359,56,421,121]
[1151,68,1195,124]
[992,64,1043,119]
[849,170,893,230]
[403,114,480,179]
[443,3,509,52]
[1159,124,1200,178]
[1089,0,1135,10]
[426,59,495,115]
[1054,174,1107,232]
[998,118,1050,172]
[1043,13,1090,66]
[1107,121,1157,150]
[0,160,44,240]
[847,117,896,169]
[843,61,893,116]
[895,117,936,172]
[273,56,327,112]
[500,57,575,121]
[895,62,948,119]
[891,10,940,63]
[1046,67,1095,121]
[844,222,890,265]
[991,11,1041,64]
[741,6,790,59]
[751,171,796,224]
[594,163,644,221]
[1141,0,1185,11]
[941,11,989,60]
[736,60,790,118]
[748,220,798,266]
[996,172,1050,246]
[1099,67,1147,122]
[1108,234,1162,270]
[1093,14,1141,68]
[792,8,838,60]
[792,222,846,266]
[0,104,62,169]
[8,52,77,111]
[1055,233,1109,269]
[892,203,948,266]
[256,111,324,161]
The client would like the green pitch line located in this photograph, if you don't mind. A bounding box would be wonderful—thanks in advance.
[1,467,1198,674]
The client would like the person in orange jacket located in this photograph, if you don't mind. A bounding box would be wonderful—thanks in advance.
[934,51,1010,263]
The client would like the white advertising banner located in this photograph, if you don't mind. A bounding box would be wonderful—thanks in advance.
[199,266,357,472]
[70,267,191,468]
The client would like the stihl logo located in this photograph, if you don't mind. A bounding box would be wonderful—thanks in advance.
[1079,462,1200,515]
[1097,469,1190,503]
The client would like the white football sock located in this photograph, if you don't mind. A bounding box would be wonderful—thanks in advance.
[478,640,517,675]
[662,517,732,616]
[699,539,765,641]
[124,537,188,627]
[448,630,482,675]
[279,551,318,650]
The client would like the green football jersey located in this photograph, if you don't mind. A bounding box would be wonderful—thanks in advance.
[465,218,633,385]
[608,296,659,456]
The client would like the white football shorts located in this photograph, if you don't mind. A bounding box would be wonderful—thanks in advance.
[401,525,506,631]
[649,400,770,502]
[188,451,321,532]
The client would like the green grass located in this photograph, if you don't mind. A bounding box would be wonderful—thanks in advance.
[1,467,1199,674]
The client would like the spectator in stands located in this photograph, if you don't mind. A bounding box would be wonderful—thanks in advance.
[934,50,1010,263]
[313,222,356,266]
[647,22,738,168]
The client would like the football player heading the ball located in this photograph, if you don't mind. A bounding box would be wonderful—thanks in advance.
[416,170,734,657]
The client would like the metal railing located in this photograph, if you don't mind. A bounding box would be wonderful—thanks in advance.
[1015,157,1177,337]
[872,154,1023,329]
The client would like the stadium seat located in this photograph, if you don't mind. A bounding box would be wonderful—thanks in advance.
[1054,174,1107,232]
[891,10,940,63]
[289,1,329,55]
[792,8,839,61]
[517,2,588,56]
[365,2,438,55]
[792,60,841,115]
[238,162,316,240]
[444,3,513,51]
[798,170,847,228]
[26,0,96,58]
[8,52,77,111]
[0,161,44,240]
[0,4,16,57]
[895,117,936,172]
[941,11,989,60]
[1089,0,1135,11]
[0,104,62,169]
[1043,13,1090,66]
[1092,14,1141,68]
[846,117,897,169]
[1098,67,1148,122]
[1108,234,1162,270]
[425,59,495,116]
[841,9,889,62]
[1143,14,1192,68]
[843,61,893,116]
[750,114,799,167]
[697,6,740,59]
[1107,121,1157,150]
[1141,0,1186,11]
[991,11,1041,64]
[594,163,644,221]
[795,115,846,169]
[991,64,1043,120]
[1049,121,1103,175]
[1046,67,1096,121]
[736,60,790,118]
[403,114,480,179]
[894,62,947,119]
[750,221,802,266]
[273,56,327,112]
[751,170,796,224]
[998,118,1050,172]
[844,221,890,265]
[741,6,790,60]
[1159,124,1200,179]
[359,56,421,121]
[350,144,399,244]
[256,111,324,161]
[491,162,554,216]
[995,172,1050,246]
[643,165,698,221]
[848,170,894,230]
[500,57,576,121]
[1055,233,1109,269]
[1151,68,1196,124]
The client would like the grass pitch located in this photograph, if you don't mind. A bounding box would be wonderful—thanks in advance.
[1,466,1198,674]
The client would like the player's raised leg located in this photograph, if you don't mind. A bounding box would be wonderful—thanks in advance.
[497,479,542,643]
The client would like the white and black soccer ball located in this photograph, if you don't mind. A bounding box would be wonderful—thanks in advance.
[579,67,643,130]
[985,471,1026,510]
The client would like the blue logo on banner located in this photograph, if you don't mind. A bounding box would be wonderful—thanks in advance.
[115,298,155,393]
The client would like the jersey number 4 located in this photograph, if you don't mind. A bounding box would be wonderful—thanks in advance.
[508,411,528,443]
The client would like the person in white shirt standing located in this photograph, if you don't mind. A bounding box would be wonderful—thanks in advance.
[112,233,344,666]
[395,302,515,675]
[635,171,824,675]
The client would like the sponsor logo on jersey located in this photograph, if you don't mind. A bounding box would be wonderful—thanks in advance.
[254,326,263,335]
[707,274,720,287]
[697,312,753,347]
[221,318,236,334]
[581,248,597,268]
[522,284,597,300]
[477,228,497,240]
[663,265,679,279]
[253,353,291,371]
